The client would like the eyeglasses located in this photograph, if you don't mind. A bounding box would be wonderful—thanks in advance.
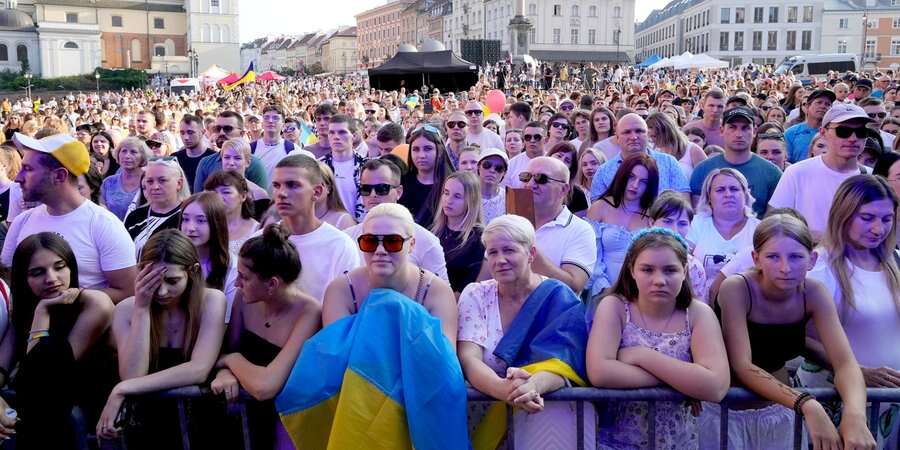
[414,124,441,137]
[829,125,868,139]
[519,172,566,185]
[146,140,162,149]
[365,109,377,115]
[283,125,297,132]
[560,103,575,111]
[523,134,543,142]
[213,125,239,134]
[465,110,483,116]
[480,160,507,173]
[358,234,410,253]
[868,112,888,119]
[550,122,570,130]
[446,121,466,129]
[359,183,398,196]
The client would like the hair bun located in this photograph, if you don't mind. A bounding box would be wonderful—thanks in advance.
[262,223,291,246]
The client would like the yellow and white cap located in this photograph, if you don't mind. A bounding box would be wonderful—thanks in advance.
[13,132,90,176]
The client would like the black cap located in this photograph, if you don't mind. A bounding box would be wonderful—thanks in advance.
[806,89,836,104]
[726,95,749,106]
[722,106,755,124]
[857,79,873,89]
[755,93,769,101]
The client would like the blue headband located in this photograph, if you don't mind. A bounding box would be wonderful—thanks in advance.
[629,227,691,253]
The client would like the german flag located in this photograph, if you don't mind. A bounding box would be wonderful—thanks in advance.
[223,62,256,91]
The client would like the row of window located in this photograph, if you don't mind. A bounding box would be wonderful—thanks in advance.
[720,6,814,24]
[637,23,677,48]
[718,30,813,51]
[546,4,617,18]
[549,28,617,45]
[361,27,398,43]
[359,11,399,28]
[0,44,27,63]
[66,12,166,29]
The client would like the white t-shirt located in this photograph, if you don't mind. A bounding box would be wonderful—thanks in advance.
[332,158,359,218]
[687,214,760,285]
[201,257,238,323]
[808,249,900,370]
[466,128,504,150]
[253,139,291,178]
[1,200,137,288]
[505,152,536,188]
[252,222,360,302]
[535,207,597,280]
[344,221,450,282]
[769,156,864,237]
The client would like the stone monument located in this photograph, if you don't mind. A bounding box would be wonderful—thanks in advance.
[508,0,533,65]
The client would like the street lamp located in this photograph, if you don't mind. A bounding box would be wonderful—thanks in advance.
[23,72,31,100]
[95,72,100,93]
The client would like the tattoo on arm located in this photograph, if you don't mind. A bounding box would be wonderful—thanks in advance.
[749,366,800,399]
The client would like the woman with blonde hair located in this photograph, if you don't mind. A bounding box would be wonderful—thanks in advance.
[0,145,22,224]
[101,137,152,220]
[710,213,874,449]
[220,138,270,211]
[432,171,485,295]
[575,147,605,194]
[688,168,760,292]
[322,202,457,346]
[801,174,900,447]
[316,162,356,230]
[646,112,706,179]
[124,158,191,256]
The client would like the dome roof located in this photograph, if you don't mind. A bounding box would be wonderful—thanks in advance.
[0,9,33,31]
[419,39,445,52]
[397,43,418,53]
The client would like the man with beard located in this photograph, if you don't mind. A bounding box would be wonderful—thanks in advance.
[192,111,269,192]
[2,133,136,303]
[171,114,216,192]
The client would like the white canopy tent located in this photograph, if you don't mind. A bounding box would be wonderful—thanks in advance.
[672,53,729,70]
[648,52,693,69]
[199,65,230,86]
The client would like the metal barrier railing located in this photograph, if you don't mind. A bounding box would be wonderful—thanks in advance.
[83,386,900,450]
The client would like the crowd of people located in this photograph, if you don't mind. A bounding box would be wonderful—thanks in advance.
[2,60,900,450]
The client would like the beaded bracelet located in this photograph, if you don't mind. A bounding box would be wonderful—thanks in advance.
[793,392,814,416]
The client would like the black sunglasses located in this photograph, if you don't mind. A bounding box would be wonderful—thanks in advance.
[146,140,162,149]
[519,172,566,185]
[550,122,570,130]
[365,109,377,115]
[480,160,507,173]
[213,125,239,134]
[465,110,483,116]
[358,234,409,253]
[446,121,466,129]
[869,112,888,119]
[560,104,575,111]
[830,125,868,139]
[523,134,543,142]
[359,183,397,196]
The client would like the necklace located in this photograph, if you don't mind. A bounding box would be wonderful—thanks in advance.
[636,304,676,332]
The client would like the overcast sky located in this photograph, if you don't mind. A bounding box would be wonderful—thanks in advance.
[239,0,673,42]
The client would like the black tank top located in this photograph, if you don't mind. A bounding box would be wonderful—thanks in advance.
[717,273,810,373]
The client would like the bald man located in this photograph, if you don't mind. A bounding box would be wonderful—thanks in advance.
[522,156,596,294]
[590,114,690,202]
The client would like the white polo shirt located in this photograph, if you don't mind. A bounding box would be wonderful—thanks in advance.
[535,207,597,279]
[344,221,450,282]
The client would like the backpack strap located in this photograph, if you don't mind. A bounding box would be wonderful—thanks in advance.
[250,140,258,155]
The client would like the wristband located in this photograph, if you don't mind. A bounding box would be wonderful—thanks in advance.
[793,392,814,416]
[28,330,49,344]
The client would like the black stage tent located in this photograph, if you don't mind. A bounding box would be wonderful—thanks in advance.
[368,50,479,92]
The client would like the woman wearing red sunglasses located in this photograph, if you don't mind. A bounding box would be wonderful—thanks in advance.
[322,202,457,348]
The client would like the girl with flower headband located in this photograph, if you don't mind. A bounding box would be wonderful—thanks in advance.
[708,214,873,450]
[587,227,730,450]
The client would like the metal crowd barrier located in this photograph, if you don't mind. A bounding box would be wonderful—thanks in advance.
[87,386,900,450]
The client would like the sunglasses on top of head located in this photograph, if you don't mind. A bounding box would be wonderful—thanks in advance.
[357,234,410,253]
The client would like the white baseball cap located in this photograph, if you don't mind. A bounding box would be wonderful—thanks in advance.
[478,147,509,165]
[822,103,875,127]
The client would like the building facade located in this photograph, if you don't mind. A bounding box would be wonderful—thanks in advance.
[322,26,358,74]
[96,4,188,74]
[822,0,900,71]
[0,1,39,75]
[446,0,635,63]
[185,0,240,72]
[356,0,414,68]
[636,0,826,67]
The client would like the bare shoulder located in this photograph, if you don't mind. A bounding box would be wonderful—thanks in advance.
[80,288,114,312]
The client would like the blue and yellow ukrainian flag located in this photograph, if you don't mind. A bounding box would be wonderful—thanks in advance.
[299,122,317,146]
[276,288,470,450]
[223,62,256,91]
[472,279,589,450]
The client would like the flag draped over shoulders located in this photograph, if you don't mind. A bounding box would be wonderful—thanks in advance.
[276,288,470,450]
[472,279,589,450]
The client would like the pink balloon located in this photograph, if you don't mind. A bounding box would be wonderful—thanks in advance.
[486,90,506,115]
